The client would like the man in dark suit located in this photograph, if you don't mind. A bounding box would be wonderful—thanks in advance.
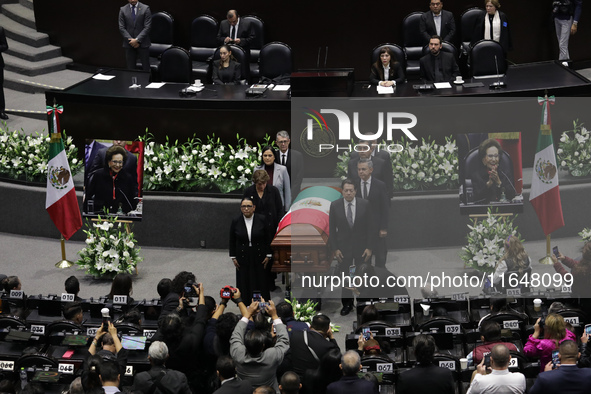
[118,0,152,71]
[287,314,340,378]
[132,341,192,394]
[420,1,456,45]
[326,351,378,394]
[529,340,591,394]
[84,139,107,187]
[355,159,389,268]
[274,130,304,201]
[213,355,253,394]
[348,141,393,198]
[217,10,255,49]
[0,27,8,120]
[420,35,460,83]
[329,179,374,316]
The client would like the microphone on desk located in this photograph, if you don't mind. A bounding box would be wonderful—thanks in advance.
[489,55,507,89]
[324,46,329,68]
[499,169,519,198]
[116,187,135,216]
[316,47,321,69]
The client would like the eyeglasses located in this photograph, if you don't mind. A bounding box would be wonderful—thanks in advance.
[486,154,499,159]
[276,140,289,144]
[110,160,124,165]
[241,205,254,209]
[430,2,442,5]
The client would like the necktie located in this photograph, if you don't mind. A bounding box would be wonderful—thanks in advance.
[347,202,354,228]
[231,25,236,40]
[282,154,286,166]
[132,5,136,23]
[363,182,368,199]
[85,145,91,168]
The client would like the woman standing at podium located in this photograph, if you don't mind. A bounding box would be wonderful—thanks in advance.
[212,45,242,85]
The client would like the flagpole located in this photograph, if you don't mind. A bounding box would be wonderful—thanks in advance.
[56,236,74,268]
[539,234,553,265]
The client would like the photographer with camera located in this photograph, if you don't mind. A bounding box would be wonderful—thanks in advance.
[159,271,200,320]
[88,321,129,376]
[231,299,289,392]
[524,313,576,372]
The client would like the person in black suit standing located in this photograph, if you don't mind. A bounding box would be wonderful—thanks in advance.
[217,10,255,50]
[118,0,152,71]
[397,334,455,394]
[229,197,272,303]
[0,27,8,120]
[329,179,374,316]
[213,355,253,394]
[355,159,389,268]
[529,340,591,394]
[420,35,460,83]
[274,131,304,201]
[420,0,456,45]
[348,141,393,199]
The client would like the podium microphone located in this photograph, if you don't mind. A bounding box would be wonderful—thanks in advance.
[490,55,507,89]
[324,46,329,68]
[316,47,321,69]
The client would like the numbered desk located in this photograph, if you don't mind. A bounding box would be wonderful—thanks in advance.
[412,299,470,329]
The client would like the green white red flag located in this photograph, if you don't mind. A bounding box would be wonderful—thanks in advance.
[529,96,564,236]
[45,105,82,240]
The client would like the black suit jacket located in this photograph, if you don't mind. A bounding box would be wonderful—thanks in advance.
[472,11,512,53]
[369,62,405,85]
[355,177,388,232]
[118,2,152,48]
[326,376,378,394]
[217,18,255,48]
[84,141,107,187]
[328,197,374,264]
[213,377,253,394]
[396,364,456,394]
[88,146,139,199]
[243,184,283,231]
[288,330,340,378]
[274,148,304,199]
[419,51,460,83]
[420,10,456,45]
[0,27,7,68]
[348,156,393,198]
[529,365,591,394]
[229,213,271,260]
[132,366,192,394]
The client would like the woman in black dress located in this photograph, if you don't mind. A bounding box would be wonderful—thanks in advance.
[243,169,283,232]
[212,45,242,85]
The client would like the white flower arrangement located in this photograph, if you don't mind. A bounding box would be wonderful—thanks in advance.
[285,298,340,332]
[557,120,591,177]
[76,216,142,277]
[0,124,82,182]
[579,228,591,244]
[460,208,522,273]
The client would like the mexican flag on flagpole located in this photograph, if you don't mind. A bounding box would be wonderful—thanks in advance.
[45,104,82,240]
[529,96,564,236]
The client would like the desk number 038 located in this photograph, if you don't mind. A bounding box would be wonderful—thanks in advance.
[488,272,572,289]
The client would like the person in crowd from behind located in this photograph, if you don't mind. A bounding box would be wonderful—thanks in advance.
[86,145,138,214]
[63,302,84,325]
[68,377,84,394]
[360,304,380,325]
[326,350,378,394]
[230,300,289,392]
[466,320,519,366]
[288,314,340,378]
[491,235,531,292]
[370,46,404,87]
[81,355,104,393]
[212,355,253,394]
[280,371,301,394]
[89,321,128,374]
[213,44,242,85]
[466,344,525,394]
[229,197,272,302]
[157,278,171,300]
[397,334,455,394]
[98,360,121,394]
[472,0,512,54]
[274,130,304,200]
[301,348,342,394]
[552,0,582,62]
[552,241,591,298]
[468,138,515,203]
[530,340,591,394]
[276,301,309,337]
[524,313,576,371]
[420,0,456,45]
[1,275,25,318]
[106,273,133,303]
[256,145,291,212]
[159,271,196,319]
[64,275,81,301]
[132,341,191,394]
[243,169,283,231]
[1,275,20,292]
[420,35,460,83]
[254,386,275,394]
[152,282,208,393]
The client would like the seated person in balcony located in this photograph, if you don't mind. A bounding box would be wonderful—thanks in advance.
[65,275,82,301]
[466,320,519,366]
[419,35,460,83]
[63,302,84,326]
[370,47,404,87]
[213,45,242,85]
[105,273,134,304]
[466,344,525,394]
[468,138,515,203]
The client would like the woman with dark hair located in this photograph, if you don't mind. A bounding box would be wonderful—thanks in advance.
[492,235,531,292]
[302,348,342,394]
[1,275,20,292]
[468,138,515,203]
[106,273,133,303]
[552,241,591,298]
[370,46,404,86]
[255,145,291,212]
[243,169,283,232]
[86,145,138,214]
[360,304,380,325]
[524,313,576,371]
[397,334,455,394]
[212,45,242,85]
[472,0,512,53]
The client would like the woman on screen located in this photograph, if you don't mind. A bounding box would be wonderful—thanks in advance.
[370,46,405,86]
[212,45,242,85]
[469,138,515,203]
